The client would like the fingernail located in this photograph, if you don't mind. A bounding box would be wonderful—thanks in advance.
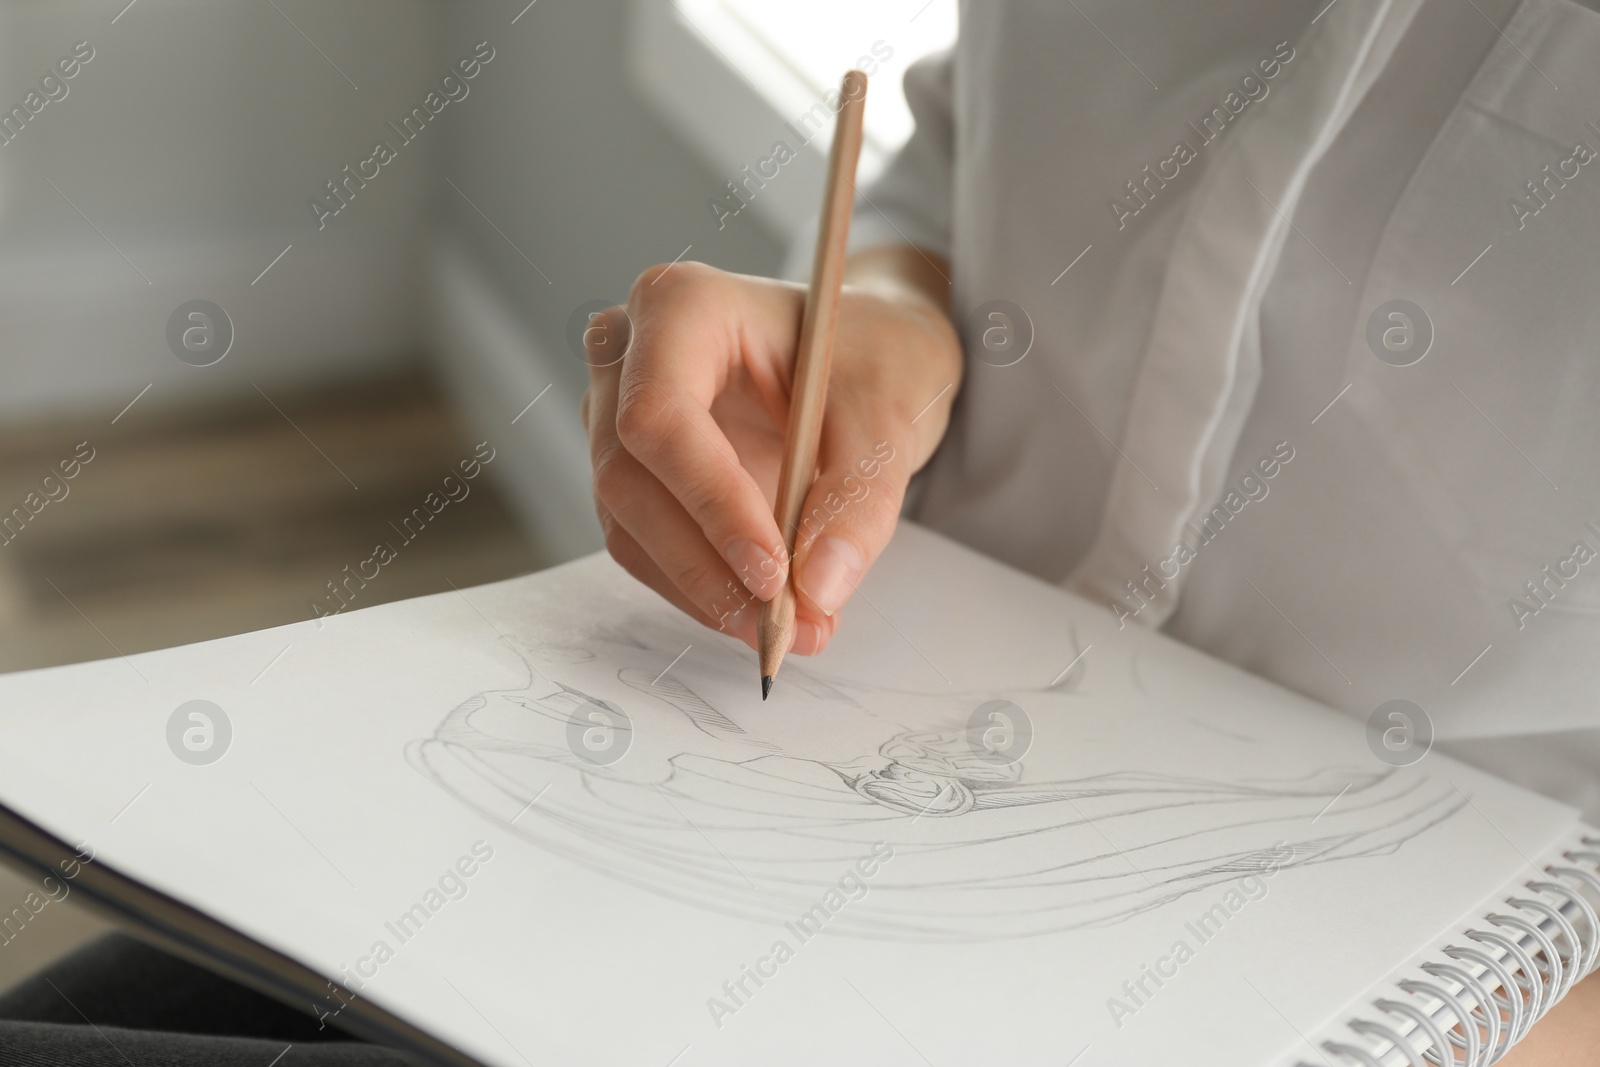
[726,539,786,600]
[798,537,862,617]
[792,619,825,656]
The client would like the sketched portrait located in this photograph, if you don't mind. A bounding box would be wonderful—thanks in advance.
[408,597,1461,942]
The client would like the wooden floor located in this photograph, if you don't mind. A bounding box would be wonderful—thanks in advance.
[0,374,544,992]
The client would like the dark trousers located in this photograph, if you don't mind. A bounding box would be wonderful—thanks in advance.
[0,933,416,1065]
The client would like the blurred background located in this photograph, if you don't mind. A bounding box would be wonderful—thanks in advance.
[0,0,955,990]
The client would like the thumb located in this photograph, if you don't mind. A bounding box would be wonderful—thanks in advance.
[791,420,908,623]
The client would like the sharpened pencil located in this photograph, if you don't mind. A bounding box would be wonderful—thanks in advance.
[758,69,868,698]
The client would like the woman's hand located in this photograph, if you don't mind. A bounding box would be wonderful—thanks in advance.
[581,246,961,656]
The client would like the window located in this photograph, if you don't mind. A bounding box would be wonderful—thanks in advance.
[631,0,958,234]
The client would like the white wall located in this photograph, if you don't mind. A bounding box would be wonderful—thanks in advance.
[0,0,435,421]
[0,0,796,562]
[433,0,786,349]
[425,0,789,562]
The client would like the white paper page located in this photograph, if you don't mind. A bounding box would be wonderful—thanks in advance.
[0,524,1576,1067]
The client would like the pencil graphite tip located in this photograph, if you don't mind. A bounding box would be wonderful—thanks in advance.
[761,675,773,701]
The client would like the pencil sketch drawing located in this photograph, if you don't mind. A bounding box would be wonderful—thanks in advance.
[407,599,1463,941]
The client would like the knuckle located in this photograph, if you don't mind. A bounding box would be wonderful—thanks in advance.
[676,464,738,523]
[674,557,738,616]
[614,381,671,453]
[599,515,631,564]
[598,517,652,593]
[591,442,636,505]
[636,262,713,299]
[608,540,654,591]
[862,473,908,520]
[631,263,674,295]
[599,514,624,556]
[631,259,714,304]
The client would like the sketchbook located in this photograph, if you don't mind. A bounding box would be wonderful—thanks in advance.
[0,522,1595,1067]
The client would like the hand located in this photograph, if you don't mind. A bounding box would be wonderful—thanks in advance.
[581,247,961,656]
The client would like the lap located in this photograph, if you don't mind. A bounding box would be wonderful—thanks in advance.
[0,932,415,1066]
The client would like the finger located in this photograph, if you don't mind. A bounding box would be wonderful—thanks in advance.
[589,347,766,639]
[580,306,623,448]
[594,502,760,649]
[598,447,765,644]
[616,265,796,599]
[579,303,631,371]
[788,605,839,657]
[791,397,912,630]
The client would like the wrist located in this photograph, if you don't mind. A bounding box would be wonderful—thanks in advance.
[844,244,954,317]
[837,245,963,468]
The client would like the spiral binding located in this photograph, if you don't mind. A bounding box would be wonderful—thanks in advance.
[1295,833,1600,1067]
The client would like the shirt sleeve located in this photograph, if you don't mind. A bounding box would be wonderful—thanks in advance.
[782,45,957,279]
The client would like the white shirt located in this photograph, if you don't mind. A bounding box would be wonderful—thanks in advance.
[837,0,1600,819]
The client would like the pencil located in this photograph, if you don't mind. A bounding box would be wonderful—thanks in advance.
[758,69,868,699]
